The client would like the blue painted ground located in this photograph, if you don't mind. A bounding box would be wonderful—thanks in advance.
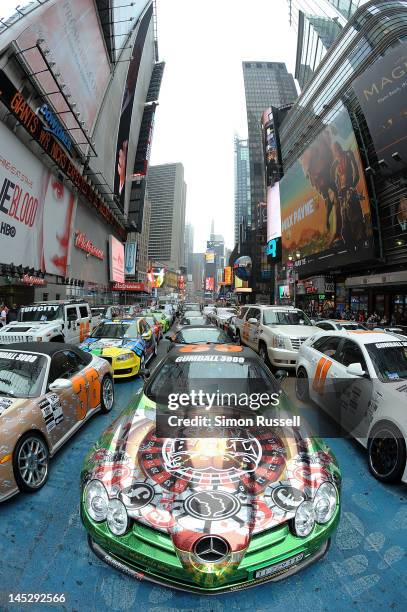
[0,368,406,612]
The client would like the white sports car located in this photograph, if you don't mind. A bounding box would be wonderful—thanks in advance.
[296,330,407,484]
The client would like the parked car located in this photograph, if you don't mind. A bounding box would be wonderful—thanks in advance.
[213,307,238,329]
[0,300,95,345]
[316,320,368,332]
[81,344,341,593]
[296,330,407,483]
[0,343,113,502]
[234,305,320,368]
[166,325,233,350]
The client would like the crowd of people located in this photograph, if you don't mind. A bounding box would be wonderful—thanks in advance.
[0,303,19,327]
[304,304,407,328]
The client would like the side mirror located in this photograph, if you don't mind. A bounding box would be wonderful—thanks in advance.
[139,368,150,380]
[49,378,72,392]
[275,369,289,381]
[311,319,316,325]
[248,318,258,324]
[346,362,365,377]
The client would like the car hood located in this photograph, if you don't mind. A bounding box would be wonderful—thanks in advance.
[82,394,340,574]
[271,325,320,337]
[80,337,144,357]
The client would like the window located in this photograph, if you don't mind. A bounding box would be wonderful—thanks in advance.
[336,340,367,370]
[312,336,341,358]
[246,308,260,322]
[238,307,249,319]
[79,306,89,318]
[66,306,77,321]
[317,322,334,330]
[49,350,84,383]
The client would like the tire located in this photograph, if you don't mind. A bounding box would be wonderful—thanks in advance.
[296,367,310,402]
[368,421,406,483]
[13,432,49,493]
[259,342,268,364]
[100,375,114,413]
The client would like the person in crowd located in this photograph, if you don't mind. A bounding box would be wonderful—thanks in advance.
[6,304,18,324]
[0,304,8,327]
[380,315,388,326]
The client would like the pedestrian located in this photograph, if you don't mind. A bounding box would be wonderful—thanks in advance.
[6,303,18,323]
[0,304,8,327]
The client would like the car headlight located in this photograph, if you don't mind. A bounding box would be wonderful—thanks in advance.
[313,482,337,524]
[84,480,109,522]
[273,335,287,349]
[116,352,134,362]
[107,498,128,535]
[294,500,315,537]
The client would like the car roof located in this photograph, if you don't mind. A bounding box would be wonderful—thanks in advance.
[312,329,401,344]
[177,325,220,331]
[0,342,77,356]
[169,343,257,357]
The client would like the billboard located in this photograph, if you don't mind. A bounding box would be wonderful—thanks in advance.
[109,236,125,283]
[17,0,110,137]
[224,266,232,285]
[280,108,374,274]
[267,182,282,242]
[114,4,154,211]
[353,41,407,175]
[205,277,214,291]
[111,1,151,62]
[205,250,215,263]
[124,242,137,276]
[0,122,76,275]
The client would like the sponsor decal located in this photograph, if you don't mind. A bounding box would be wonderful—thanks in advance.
[0,351,38,363]
[254,553,304,579]
[270,485,306,512]
[0,398,13,416]
[184,490,241,521]
[39,394,64,433]
[120,483,155,509]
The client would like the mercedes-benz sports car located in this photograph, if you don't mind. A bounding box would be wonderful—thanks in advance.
[79,319,157,379]
[81,344,341,593]
[0,343,114,502]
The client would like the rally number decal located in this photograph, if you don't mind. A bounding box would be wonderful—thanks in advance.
[312,357,332,394]
[72,368,101,420]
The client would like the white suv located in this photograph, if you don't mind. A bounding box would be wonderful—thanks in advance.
[0,300,95,345]
[234,305,320,368]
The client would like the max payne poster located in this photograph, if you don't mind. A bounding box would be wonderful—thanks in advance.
[353,41,407,175]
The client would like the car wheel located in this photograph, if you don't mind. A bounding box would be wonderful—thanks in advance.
[13,433,49,493]
[100,375,114,413]
[259,343,268,364]
[368,422,406,483]
[296,367,310,402]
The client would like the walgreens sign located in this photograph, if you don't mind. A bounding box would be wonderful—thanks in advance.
[74,231,104,260]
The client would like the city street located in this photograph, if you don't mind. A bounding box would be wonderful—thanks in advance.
[0,336,406,612]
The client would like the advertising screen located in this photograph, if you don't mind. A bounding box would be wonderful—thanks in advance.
[16,0,110,136]
[124,242,137,276]
[0,122,76,276]
[205,250,215,263]
[280,108,374,274]
[205,277,214,291]
[114,4,154,211]
[224,266,232,285]
[109,236,125,283]
[267,183,282,243]
[353,41,407,175]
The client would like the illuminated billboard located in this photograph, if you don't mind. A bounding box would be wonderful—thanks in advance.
[205,250,215,263]
[124,242,137,276]
[205,277,214,291]
[280,108,374,274]
[224,266,232,285]
[109,236,125,283]
[267,182,282,243]
[148,267,165,288]
[353,41,407,175]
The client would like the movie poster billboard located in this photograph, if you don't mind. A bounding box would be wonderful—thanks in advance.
[353,41,407,175]
[280,108,374,274]
[0,122,76,275]
[16,0,110,136]
[114,4,153,211]
[124,242,137,276]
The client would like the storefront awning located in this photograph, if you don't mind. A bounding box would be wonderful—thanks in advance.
[345,271,407,288]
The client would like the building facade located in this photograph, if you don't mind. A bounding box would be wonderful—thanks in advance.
[234,136,251,244]
[183,223,194,273]
[277,0,407,325]
[147,163,187,272]
[0,0,163,306]
[192,253,205,297]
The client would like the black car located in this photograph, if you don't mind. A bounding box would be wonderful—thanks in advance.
[166,325,233,351]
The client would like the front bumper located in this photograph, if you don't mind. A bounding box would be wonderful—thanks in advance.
[82,503,339,593]
[267,347,298,368]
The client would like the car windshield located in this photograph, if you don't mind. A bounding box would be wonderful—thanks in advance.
[182,316,206,325]
[175,328,231,344]
[18,305,63,322]
[146,356,279,404]
[184,304,200,311]
[218,309,236,317]
[0,351,47,398]
[91,322,138,339]
[184,311,200,318]
[339,323,367,330]
[365,341,407,382]
[263,309,312,326]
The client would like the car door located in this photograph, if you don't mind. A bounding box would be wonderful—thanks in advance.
[329,338,373,437]
[65,305,80,343]
[308,336,343,411]
[78,304,91,343]
[46,350,91,441]
[248,307,262,350]
[138,318,154,360]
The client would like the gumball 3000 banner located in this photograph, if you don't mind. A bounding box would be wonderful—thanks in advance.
[0,122,76,276]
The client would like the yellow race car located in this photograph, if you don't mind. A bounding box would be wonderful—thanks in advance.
[79,319,157,379]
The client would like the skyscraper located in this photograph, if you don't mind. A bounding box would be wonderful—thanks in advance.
[287,0,368,90]
[242,61,297,297]
[234,136,250,244]
[183,223,194,273]
[147,163,186,271]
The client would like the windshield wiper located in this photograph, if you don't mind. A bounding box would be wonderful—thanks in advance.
[0,390,16,397]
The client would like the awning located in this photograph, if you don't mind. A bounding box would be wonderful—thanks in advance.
[345,270,407,288]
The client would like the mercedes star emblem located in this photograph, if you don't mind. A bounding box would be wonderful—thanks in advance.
[193,535,230,563]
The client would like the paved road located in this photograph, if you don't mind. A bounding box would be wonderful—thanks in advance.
[0,338,406,612]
